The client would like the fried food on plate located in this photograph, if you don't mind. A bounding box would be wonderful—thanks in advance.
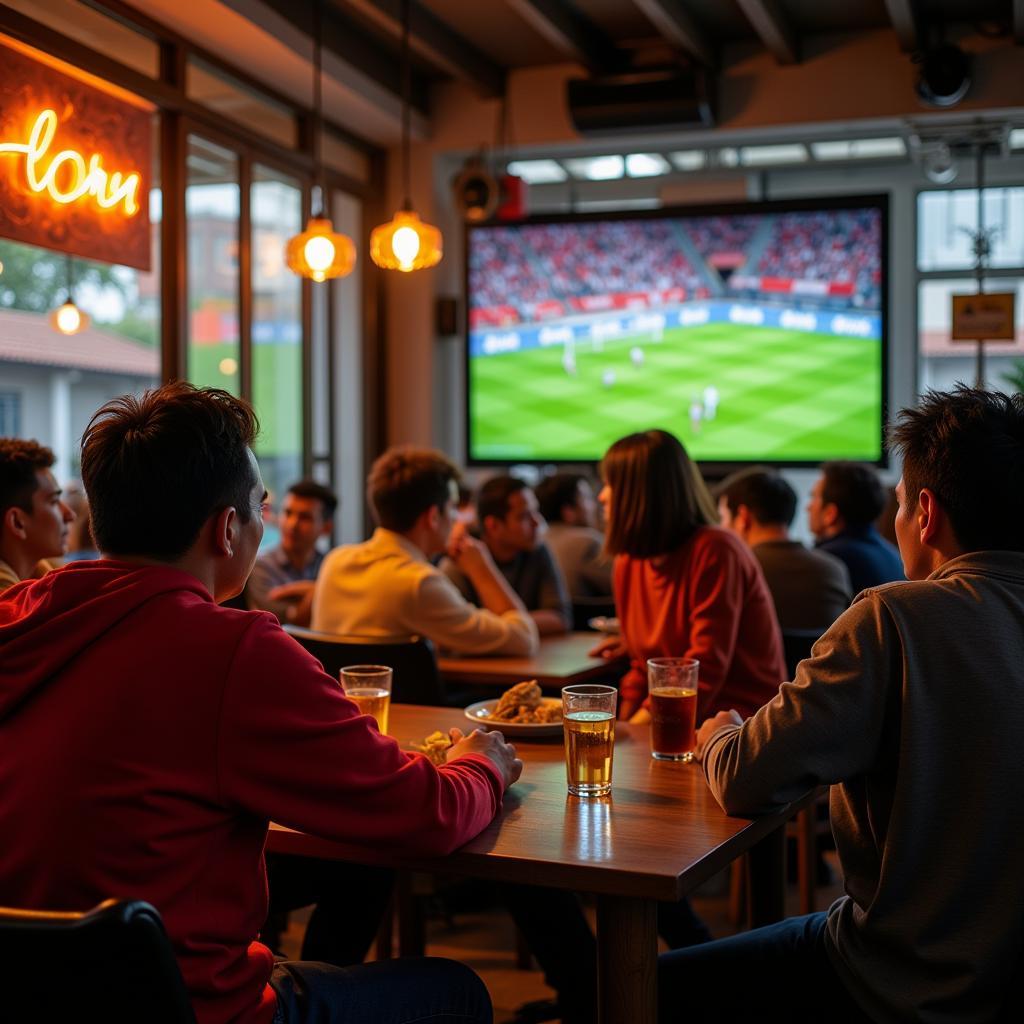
[415,730,453,766]
[486,679,562,725]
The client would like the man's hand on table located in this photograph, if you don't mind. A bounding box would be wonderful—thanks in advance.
[446,727,523,788]
[268,580,315,626]
[695,710,744,760]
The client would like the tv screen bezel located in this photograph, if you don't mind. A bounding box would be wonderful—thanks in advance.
[463,192,890,471]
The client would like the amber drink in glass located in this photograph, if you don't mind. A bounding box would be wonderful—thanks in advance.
[562,684,617,797]
[647,658,699,762]
[340,665,393,734]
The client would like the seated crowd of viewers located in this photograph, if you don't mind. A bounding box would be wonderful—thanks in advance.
[1,381,1022,1024]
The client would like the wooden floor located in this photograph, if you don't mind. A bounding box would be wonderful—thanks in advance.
[278,852,843,1023]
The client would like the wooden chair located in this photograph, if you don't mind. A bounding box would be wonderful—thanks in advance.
[0,898,195,1023]
[284,626,445,706]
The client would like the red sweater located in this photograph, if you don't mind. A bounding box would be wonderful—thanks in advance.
[614,527,785,718]
[0,562,505,1024]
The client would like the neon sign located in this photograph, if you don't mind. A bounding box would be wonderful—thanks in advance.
[0,108,141,215]
[0,37,153,269]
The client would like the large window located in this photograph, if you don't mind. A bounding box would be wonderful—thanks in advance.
[186,135,241,394]
[917,188,1024,395]
[251,165,304,502]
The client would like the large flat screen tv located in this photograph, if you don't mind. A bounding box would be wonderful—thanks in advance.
[465,195,887,466]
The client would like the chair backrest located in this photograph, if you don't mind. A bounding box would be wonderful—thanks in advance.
[0,898,196,1023]
[781,627,823,679]
[285,625,444,706]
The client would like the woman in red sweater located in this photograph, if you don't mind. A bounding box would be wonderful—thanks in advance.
[595,429,785,721]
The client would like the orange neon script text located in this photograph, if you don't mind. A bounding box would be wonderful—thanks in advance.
[0,108,141,215]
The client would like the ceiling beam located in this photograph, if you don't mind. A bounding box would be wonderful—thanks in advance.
[631,0,716,68]
[883,0,921,52]
[256,0,431,113]
[736,0,799,64]
[337,0,505,97]
[504,0,624,72]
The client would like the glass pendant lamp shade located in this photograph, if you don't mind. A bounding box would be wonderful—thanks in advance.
[286,217,357,282]
[370,0,442,273]
[286,0,356,282]
[370,208,442,272]
[49,298,89,335]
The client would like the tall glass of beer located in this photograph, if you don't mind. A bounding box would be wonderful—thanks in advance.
[562,684,617,797]
[340,665,393,734]
[647,658,699,762]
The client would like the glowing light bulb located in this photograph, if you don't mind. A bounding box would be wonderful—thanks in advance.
[303,234,336,276]
[391,225,421,269]
[55,301,82,334]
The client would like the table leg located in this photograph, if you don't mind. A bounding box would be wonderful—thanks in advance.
[596,894,657,1024]
[748,824,786,927]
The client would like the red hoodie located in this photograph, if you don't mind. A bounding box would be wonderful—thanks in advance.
[0,561,505,1024]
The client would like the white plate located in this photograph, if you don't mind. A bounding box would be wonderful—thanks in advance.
[464,699,564,738]
[588,616,620,635]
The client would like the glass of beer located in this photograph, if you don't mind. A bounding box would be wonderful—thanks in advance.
[562,684,617,797]
[647,658,699,762]
[340,665,393,734]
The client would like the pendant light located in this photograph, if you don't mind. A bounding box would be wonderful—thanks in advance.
[370,0,442,272]
[49,256,89,335]
[286,0,356,282]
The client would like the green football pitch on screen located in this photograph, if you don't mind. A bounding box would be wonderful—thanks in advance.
[469,323,883,463]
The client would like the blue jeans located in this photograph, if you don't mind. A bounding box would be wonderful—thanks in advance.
[270,957,492,1024]
[658,912,873,1023]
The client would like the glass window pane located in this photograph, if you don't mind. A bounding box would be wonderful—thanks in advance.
[251,165,303,510]
[917,188,1024,272]
[918,277,1024,395]
[0,186,160,486]
[186,135,240,394]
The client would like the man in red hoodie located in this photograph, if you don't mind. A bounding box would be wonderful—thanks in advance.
[0,382,520,1024]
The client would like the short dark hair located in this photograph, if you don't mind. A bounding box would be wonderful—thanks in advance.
[820,461,887,529]
[367,447,459,532]
[889,385,1024,552]
[477,476,529,526]
[535,473,587,524]
[601,430,717,558]
[287,479,338,520]
[716,467,797,528]
[0,439,55,519]
[80,382,260,559]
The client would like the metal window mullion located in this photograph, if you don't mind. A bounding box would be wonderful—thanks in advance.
[239,153,253,402]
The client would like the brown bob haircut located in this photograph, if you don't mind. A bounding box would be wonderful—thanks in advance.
[600,429,717,558]
[368,447,460,532]
[81,382,260,560]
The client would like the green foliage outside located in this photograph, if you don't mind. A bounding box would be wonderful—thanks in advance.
[188,341,301,459]
[0,239,126,313]
[469,323,883,463]
[1002,359,1024,395]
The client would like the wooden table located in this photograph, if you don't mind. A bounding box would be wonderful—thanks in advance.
[438,631,628,690]
[268,704,811,1024]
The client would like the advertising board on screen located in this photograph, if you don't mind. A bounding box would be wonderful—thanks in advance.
[465,196,887,466]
